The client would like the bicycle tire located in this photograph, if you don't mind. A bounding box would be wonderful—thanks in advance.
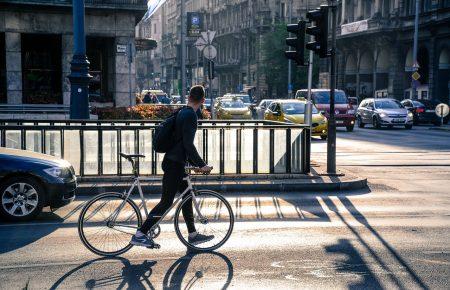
[78,192,142,257]
[174,189,234,252]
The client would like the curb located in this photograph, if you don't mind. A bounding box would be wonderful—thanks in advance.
[75,178,368,195]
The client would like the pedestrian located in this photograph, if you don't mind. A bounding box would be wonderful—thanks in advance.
[130,85,213,248]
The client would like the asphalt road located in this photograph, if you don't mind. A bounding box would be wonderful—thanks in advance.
[1,125,449,290]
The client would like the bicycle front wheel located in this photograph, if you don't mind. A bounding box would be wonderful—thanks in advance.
[78,193,142,257]
[174,190,234,251]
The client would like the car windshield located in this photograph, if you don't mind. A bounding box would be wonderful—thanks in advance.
[231,95,250,103]
[313,91,348,104]
[222,100,246,108]
[412,101,424,107]
[282,103,318,115]
[374,100,402,109]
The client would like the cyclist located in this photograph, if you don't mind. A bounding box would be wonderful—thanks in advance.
[131,85,214,248]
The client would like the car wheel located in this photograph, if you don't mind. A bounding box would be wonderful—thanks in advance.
[357,116,365,128]
[0,176,45,221]
[346,125,354,132]
[372,116,381,129]
[320,135,327,140]
[405,124,413,130]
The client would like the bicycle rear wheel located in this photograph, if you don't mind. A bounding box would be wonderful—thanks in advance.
[78,193,142,256]
[174,190,234,251]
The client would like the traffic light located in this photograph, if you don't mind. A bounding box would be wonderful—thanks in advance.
[285,20,306,66]
[306,5,329,58]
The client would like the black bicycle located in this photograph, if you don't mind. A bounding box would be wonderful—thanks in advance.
[78,153,234,256]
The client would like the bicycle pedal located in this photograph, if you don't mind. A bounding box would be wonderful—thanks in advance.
[147,243,161,249]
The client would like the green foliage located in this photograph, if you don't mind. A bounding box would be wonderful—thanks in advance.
[262,23,320,98]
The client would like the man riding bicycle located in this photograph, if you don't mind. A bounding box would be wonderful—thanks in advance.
[131,85,213,248]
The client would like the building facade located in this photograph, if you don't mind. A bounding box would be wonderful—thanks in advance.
[331,0,450,103]
[148,0,322,99]
[0,0,147,109]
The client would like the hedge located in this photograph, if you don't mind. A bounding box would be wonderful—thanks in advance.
[92,104,211,120]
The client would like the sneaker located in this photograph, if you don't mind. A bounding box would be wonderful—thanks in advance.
[130,234,159,249]
[188,233,215,245]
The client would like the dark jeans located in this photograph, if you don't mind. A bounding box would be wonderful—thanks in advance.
[139,158,196,235]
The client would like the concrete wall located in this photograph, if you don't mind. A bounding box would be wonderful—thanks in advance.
[0,8,138,107]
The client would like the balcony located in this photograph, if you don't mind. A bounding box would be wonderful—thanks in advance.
[1,0,147,11]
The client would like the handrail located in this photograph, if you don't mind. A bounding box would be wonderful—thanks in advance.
[0,120,311,176]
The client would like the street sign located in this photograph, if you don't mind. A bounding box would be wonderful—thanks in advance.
[187,12,204,37]
[435,103,449,118]
[194,37,207,51]
[203,45,217,60]
[412,71,421,81]
[201,30,216,43]
[116,44,127,53]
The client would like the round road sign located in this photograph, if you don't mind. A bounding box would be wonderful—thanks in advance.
[203,45,217,60]
[435,103,449,118]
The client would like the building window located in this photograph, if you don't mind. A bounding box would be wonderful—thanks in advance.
[0,33,6,104]
[21,34,62,104]
[87,37,114,103]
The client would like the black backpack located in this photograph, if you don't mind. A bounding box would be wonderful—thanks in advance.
[152,108,182,153]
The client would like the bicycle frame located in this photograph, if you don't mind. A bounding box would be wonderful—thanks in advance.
[108,173,204,233]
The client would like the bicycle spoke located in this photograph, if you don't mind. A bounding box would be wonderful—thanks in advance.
[79,193,141,256]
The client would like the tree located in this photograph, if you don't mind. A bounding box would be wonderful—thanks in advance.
[261,23,319,98]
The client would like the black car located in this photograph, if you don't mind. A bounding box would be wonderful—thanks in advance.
[0,148,76,221]
[401,99,448,125]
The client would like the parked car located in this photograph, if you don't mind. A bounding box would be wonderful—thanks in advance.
[0,148,77,221]
[356,98,413,129]
[255,99,275,119]
[401,99,442,126]
[215,98,252,119]
[264,99,328,140]
[295,89,356,132]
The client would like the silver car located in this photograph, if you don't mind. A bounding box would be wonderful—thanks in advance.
[356,98,413,129]
[255,99,275,119]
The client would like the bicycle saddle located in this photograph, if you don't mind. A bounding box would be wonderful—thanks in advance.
[119,153,146,159]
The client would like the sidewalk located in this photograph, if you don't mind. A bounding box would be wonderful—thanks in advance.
[429,124,450,132]
[76,163,367,195]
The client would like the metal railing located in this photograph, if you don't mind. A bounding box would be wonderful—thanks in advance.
[0,120,311,176]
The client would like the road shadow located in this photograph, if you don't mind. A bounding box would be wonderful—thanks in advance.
[49,251,233,289]
[325,238,383,289]
[0,200,89,254]
[322,196,429,290]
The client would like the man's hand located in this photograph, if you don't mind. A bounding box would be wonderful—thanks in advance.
[196,165,213,174]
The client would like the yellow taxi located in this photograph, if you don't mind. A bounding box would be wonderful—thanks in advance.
[215,98,252,120]
[264,99,328,140]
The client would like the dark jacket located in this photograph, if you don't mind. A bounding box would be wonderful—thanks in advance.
[165,106,206,167]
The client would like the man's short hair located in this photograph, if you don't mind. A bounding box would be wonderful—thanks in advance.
[189,85,205,103]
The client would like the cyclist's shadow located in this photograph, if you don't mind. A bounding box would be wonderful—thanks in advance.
[162,250,234,290]
[50,250,233,290]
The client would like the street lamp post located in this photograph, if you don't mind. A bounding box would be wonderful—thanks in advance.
[69,0,91,119]
[411,0,420,100]
[180,0,186,103]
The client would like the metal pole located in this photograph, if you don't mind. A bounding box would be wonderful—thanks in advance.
[327,2,337,174]
[69,0,91,119]
[411,0,420,100]
[181,0,186,103]
[306,50,314,127]
[287,0,293,98]
[196,46,199,85]
[128,41,133,106]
